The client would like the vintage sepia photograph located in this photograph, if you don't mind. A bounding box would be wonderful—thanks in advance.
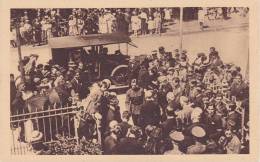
[9,7,250,156]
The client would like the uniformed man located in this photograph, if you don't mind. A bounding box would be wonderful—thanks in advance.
[125,79,145,126]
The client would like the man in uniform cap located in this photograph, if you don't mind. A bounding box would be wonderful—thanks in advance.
[186,126,207,154]
[164,130,185,154]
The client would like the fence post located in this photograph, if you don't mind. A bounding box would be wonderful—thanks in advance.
[73,115,79,145]
[241,106,245,144]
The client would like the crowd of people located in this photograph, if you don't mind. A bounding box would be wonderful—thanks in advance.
[10,8,176,47]
[10,7,248,47]
[10,45,249,154]
[99,46,249,154]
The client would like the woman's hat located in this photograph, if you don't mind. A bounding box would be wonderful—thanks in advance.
[109,120,119,129]
[102,79,112,89]
[169,130,184,142]
[30,130,43,142]
[166,92,175,101]
[191,126,206,138]
[145,90,153,99]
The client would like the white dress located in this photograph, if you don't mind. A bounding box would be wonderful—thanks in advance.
[164,9,171,20]
[198,9,206,23]
[99,16,108,33]
[131,16,141,31]
[69,18,78,35]
[148,20,155,30]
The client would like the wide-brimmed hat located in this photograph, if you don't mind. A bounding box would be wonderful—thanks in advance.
[145,90,153,99]
[166,92,175,101]
[191,126,206,138]
[158,76,167,83]
[109,120,119,129]
[102,79,112,89]
[30,130,43,142]
[169,130,184,142]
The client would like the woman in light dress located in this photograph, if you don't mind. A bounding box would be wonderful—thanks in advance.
[153,9,162,34]
[99,13,108,33]
[68,15,78,36]
[198,7,206,30]
[147,17,155,34]
[164,8,172,22]
[131,11,141,36]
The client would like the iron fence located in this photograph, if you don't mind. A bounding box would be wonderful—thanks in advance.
[10,105,80,155]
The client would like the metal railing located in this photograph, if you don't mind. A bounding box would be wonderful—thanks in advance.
[10,105,80,155]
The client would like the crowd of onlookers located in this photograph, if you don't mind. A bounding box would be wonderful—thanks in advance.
[10,7,249,47]
[11,45,249,154]
[10,8,176,47]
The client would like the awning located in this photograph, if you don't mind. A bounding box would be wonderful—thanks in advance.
[48,33,132,49]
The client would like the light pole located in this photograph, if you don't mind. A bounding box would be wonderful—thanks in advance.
[15,18,25,82]
[179,7,183,53]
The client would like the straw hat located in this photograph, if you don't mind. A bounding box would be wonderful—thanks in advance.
[169,130,184,142]
[191,126,206,138]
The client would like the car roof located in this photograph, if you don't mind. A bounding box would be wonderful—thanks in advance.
[48,33,131,49]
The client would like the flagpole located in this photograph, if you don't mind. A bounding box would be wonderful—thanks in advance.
[15,19,25,82]
[179,7,183,53]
